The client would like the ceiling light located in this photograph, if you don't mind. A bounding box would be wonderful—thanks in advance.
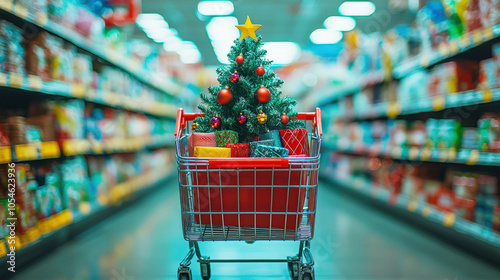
[145,28,178,40]
[324,16,356,31]
[198,1,234,16]
[263,42,301,65]
[206,16,238,41]
[338,1,376,16]
[178,48,202,64]
[136,13,169,29]
[310,29,343,44]
[163,38,184,52]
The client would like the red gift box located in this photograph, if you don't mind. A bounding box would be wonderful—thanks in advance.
[279,128,310,156]
[225,143,250,157]
[187,132,216,157]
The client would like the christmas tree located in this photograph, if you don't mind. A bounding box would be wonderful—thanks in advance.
[194,16,303,142]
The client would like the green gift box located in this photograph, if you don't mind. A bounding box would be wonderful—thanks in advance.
[254,144,289,158]
[215,130,238,147]
[259,130,282,147]
[249,139,274,157]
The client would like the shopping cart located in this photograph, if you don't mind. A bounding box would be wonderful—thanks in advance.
[174,108,322,280]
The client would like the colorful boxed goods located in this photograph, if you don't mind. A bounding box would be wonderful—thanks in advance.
[61,156,91,209]
[194,147,231,158]
[36,171,63,220]
[478,113,500,152]
[215,130,238,147]
[225,143,250,157]
[0,199,8,238]
[427,61,479,96]
[280,129,309,156]
[6,116,28,145]
[0,124,10,146]
[0,21,25,76]
[478,58,498,89]
[462,128,481,150]
[53,99,85,141]
[253,144,289,158]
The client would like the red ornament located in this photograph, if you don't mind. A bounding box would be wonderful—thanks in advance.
[256,66,265,76]
[236,54,244,64]
[255,85,271,103]
[237,113,247,124]
[230,72,240,83]
[281,113,289,125]
[217,87,233,105]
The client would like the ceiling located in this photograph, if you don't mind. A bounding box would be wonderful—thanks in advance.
[138,0,416,65]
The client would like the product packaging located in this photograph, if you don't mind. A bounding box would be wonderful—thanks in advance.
[215,130,238,147]
[253,144,289,158]
[187,132,216,157]
[225,143,250,157]
[194,147,231,158]
[280,128,309,156]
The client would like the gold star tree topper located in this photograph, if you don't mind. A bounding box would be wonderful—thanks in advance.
[235,16,261,41]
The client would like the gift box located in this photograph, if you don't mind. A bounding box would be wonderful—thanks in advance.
[280,128,310,156]
[187,132,216,157]
[215,130,238,147]
[254,144,289,158]
[259,130,282,147]
[249,139,274,157]
[225,143,250,157]
[194,147,231,158]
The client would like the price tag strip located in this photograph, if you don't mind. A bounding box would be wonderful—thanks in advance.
[40,141,61,159]
[15,144,38,161]
[0,146,12,163]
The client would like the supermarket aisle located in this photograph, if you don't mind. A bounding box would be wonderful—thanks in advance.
[14,180,500,280]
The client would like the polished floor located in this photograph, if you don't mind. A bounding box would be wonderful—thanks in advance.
[14,180,500,280]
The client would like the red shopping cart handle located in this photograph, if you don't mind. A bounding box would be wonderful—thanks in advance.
[209,158,289,169]
[175,108,322,138]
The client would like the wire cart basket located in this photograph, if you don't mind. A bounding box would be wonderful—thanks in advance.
[174,108,322,280]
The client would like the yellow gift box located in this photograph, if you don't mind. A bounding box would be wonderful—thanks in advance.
[194,147,231,158]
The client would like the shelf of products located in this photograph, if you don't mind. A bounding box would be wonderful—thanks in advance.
[318,70,386,106]
[330,42,500,121]
[0,150,174,257]
[394,25,500,79]
[0,73,177,118]
[320,151,500,248]
[0,99,175,163]
[324,140,500,166]
[324,110,500,166]
[0,0,180,96]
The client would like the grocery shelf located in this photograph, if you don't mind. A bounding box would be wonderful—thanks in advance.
[0,2,181,96]
[61,135,174,156]
[318,70,386,106]
[0,73,177,119]
[342,88,500,120]
[394,25,500,79]
[0,136,173,164]
[0,166,174,276]
[321,172,500,247]
[323,140,500,166]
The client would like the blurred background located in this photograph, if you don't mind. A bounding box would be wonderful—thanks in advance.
[0,0,500,279]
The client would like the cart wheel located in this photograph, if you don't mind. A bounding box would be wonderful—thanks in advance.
[287,261,299,280]
[301,272,313,280]
[177,267,192,280]
[200,262,211,280]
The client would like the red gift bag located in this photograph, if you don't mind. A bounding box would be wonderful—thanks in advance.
[280,128,309,156]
